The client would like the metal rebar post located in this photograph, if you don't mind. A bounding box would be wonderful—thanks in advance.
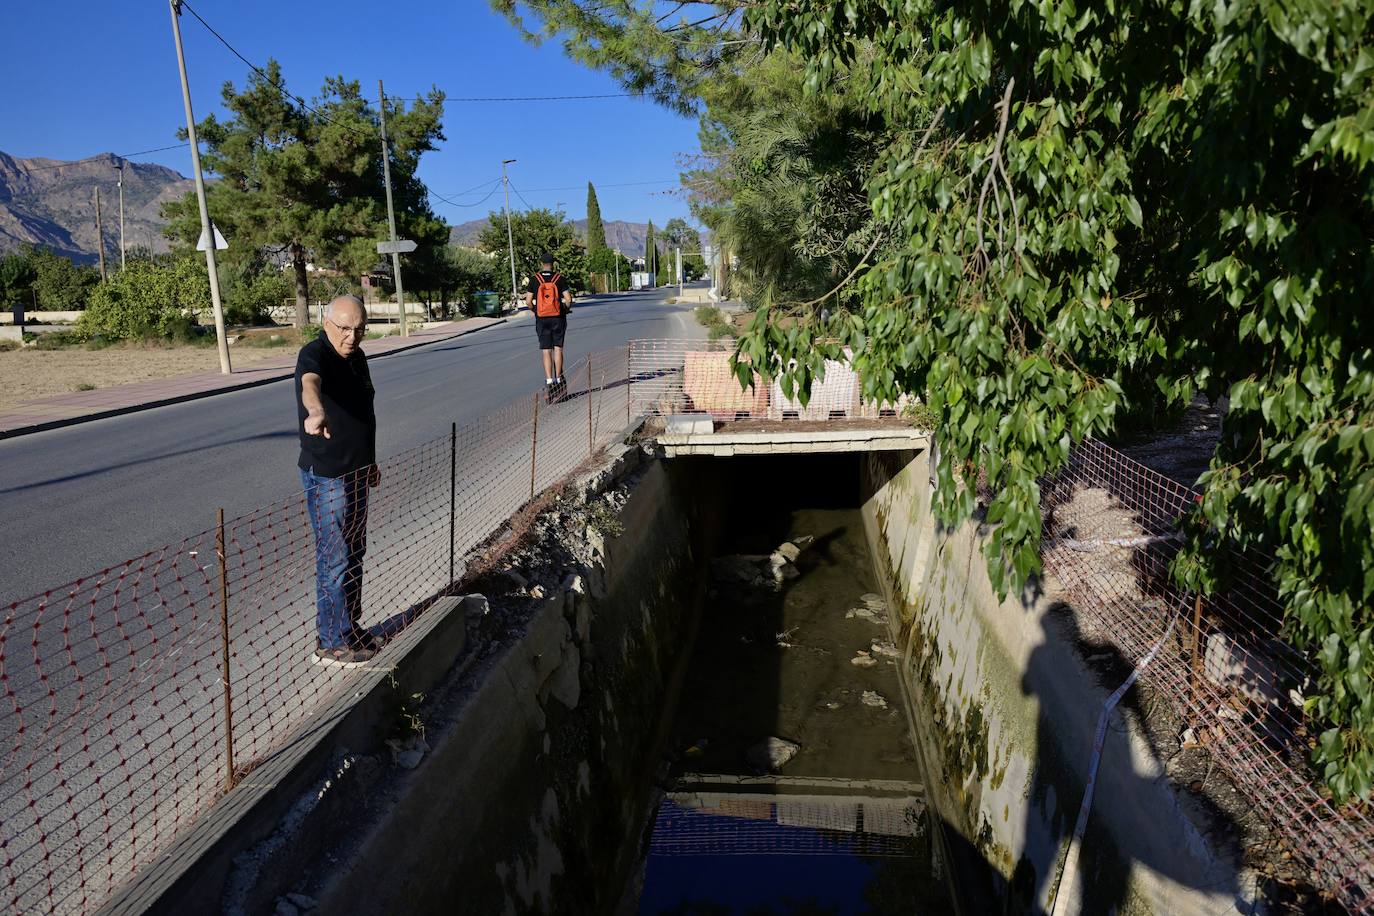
[449,421,457,587]
[216,507,235,791]
[625,344,632,424]
[1189,594,1204,690]
[587,357,594,457]
[530,392,540,501]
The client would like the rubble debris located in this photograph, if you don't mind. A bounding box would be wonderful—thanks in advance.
[768,551,800,582]
[845,606,888,625]
[862,690,889,709]
[870,640,900,659]
[746,736,801,772]
[851,651,878,668]
[385,734,430,770]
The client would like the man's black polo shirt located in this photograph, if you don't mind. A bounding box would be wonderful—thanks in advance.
[295,333,376,478]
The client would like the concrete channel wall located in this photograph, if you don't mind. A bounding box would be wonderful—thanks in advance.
[860,447,1255,915]
[291,446,710,914]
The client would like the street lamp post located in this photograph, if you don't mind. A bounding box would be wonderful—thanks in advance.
[502,159,518,310]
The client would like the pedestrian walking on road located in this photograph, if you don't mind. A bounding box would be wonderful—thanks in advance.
[295,295,382,666]
[523,253,573,402]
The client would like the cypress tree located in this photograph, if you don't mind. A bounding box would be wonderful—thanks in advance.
[644,221,656,275]
[585,182,608,256]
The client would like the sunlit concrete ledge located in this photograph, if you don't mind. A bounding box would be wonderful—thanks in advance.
[657,424,930,457]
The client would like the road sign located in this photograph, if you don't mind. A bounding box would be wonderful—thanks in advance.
[196,222,228,251]
[377,239,417,255]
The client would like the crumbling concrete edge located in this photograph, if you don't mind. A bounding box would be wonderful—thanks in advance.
[96,593,480,916]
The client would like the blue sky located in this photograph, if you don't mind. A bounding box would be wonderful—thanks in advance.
[0,0,703,228]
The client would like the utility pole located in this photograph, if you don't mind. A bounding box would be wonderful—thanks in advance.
[168,0,231,374]
[377,80,408,337]
[614,248,620,293]
[676,246,683,299]
[502,159,518,310]
[94,188,107,282]
[115,162,126,269]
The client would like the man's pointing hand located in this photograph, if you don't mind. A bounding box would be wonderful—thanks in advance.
[304,410,332,439]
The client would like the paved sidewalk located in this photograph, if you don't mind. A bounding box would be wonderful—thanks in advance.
[0,315,509,439]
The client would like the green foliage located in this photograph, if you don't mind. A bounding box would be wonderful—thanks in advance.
[489,2,747,113]
[655,244,672,286]
[78,257,209,340]
[475,208,587,295]
[0,251,36,310]
[442,246,501,312]
[161,62,445,325]
[748,0,1374,800]
[585,182,608,256]
[221,265,291,325]
[694,305,732,340]
[691,49,887,310]
[308,273,362,304]
[26,247,97,310]
[28,330,86,350]
[643,220,656,273]
[586,246,630,292]
[501,0,1374,801]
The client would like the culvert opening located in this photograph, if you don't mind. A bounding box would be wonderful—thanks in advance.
[627,453,957,914]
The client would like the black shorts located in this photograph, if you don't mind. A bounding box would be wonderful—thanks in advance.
[535,315,567,350]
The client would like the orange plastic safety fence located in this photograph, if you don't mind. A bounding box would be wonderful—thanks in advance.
[0,347,632,914]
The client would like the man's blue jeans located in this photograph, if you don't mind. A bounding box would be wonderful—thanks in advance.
[300,468,369,650]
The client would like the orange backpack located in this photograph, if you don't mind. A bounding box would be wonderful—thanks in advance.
[535,273,563,318]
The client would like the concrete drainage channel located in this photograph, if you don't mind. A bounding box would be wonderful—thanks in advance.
[111,438,1262,915]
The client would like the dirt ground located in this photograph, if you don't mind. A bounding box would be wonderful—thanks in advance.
[0,343,290,408]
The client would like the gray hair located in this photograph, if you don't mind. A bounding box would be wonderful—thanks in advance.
[325,295,366,322]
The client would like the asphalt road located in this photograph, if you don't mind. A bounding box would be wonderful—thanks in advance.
[0,285,703,605]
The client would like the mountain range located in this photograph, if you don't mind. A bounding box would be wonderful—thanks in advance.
[1,150,659,264]
[0,151,194,263]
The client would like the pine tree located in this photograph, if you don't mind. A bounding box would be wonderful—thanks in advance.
[585,182,607,256]
[161,62,445,327]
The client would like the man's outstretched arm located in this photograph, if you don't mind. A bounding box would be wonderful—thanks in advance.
[300,372,331,438]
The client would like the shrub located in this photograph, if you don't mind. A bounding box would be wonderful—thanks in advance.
[224,270,291,326]
[78,259,209,340]
[694,305,733,340]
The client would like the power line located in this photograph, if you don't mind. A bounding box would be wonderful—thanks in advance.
[519,178,678,192]
[506,180,537,212]
[388,92,642,103]
[428,183,502,210]
[178,0,371,138]
[433,177,503,199]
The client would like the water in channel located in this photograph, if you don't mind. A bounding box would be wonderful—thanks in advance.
[630,456,956,915]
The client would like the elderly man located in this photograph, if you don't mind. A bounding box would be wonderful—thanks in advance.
[295,295,381,666]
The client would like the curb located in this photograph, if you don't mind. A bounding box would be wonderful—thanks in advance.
[0,316,510,441]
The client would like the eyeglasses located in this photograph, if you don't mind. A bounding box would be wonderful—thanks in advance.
[326,317,367,336]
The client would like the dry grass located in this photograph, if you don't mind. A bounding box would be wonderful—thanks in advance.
[0,342,289,408]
